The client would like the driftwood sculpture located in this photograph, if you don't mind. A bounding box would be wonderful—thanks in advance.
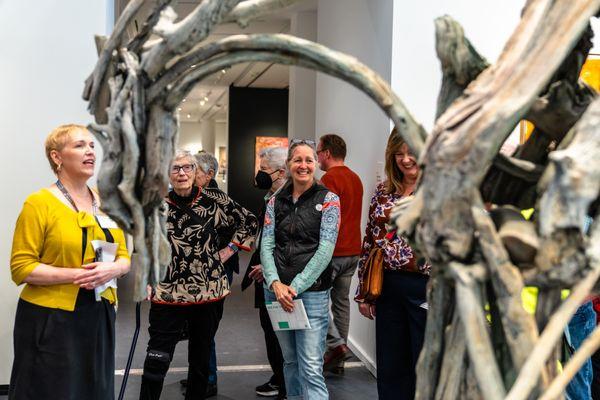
[83,0,600,398]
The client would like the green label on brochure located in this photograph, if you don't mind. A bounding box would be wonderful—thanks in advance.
[278,321,290,329]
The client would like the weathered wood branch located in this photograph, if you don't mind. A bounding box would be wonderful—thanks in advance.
[83,0,144,117]
[141,0,242,79]
[415,269,453,400]
[539,325,600,400]
[471,203,542,377]
[150,34,427,156]
[448,262,506,400]
[505,265,600,400]
[417,0,599,263]
[224,0,304,28]
[434,15,489,118]
[127,0,175,54]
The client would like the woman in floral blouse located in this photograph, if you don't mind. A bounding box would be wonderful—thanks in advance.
[139,149,258,400]
[355,128,429,400]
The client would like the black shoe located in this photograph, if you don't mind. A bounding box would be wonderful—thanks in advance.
[255,381,280,397]
[205,382,218,398]
[330,366,345,375]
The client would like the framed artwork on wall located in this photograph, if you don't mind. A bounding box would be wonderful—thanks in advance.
[255,136,289,174]
[218,146,227,181]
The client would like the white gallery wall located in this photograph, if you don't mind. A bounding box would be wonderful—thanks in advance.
[315,0,394,374]
[0,0,109,384]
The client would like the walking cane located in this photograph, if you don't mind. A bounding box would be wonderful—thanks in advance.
[118,301,142,400]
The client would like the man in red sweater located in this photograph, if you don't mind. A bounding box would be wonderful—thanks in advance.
[317,134,364,374]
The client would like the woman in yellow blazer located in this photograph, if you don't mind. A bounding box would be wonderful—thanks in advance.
[9,124,130,400]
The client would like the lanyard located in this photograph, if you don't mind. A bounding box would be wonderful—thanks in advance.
[56,180,98,214]
[55,181,114,263]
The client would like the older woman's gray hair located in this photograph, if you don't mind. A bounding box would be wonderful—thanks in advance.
[194,151,219,175]
[260,146,287,171]
[173,149,197,167]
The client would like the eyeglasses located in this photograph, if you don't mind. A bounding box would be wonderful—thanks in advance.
[170,164,195,174]
[290,138,316,148]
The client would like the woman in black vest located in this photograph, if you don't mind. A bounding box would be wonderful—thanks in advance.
[261,140,340,400]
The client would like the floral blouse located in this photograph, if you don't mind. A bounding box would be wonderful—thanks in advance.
[355,182,430,302]
[154,186,258,304]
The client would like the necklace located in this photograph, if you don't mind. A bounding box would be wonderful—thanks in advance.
[56,180,98,214]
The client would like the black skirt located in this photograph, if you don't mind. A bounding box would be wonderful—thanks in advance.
[9,289,116,400]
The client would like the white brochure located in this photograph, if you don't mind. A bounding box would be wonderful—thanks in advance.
[266,299,312,331]
[91,240,119,301]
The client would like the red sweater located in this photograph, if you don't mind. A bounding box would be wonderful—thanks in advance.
[321,166,363,256]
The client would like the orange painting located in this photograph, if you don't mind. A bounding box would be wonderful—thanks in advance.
[255,136,289,174]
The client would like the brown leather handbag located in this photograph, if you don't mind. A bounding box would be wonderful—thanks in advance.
[359,247,384,303]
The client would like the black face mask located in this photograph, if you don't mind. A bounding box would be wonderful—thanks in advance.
[255,170,278,190]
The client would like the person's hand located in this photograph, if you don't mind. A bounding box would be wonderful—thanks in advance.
[358,302,376,320]
[248,264,264,283]
[146,285,154,301]
[74,261,126,289]
[272,281,297,312]
[218,246,235,263]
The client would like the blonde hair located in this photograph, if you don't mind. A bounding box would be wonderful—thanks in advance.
[44,124,88,174]
[384,127,411,195]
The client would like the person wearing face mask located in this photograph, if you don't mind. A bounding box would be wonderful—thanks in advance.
[241,147,288,398]
[139,149,258,400]
[261,140,341,400]
[355,128,430,400]
[9,124,131,400]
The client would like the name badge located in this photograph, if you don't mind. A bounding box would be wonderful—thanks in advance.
[96,215,118,229]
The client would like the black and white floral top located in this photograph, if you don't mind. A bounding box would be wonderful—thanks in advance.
[154,186,258,304]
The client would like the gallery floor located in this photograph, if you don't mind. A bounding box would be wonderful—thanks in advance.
[2,253,376,399]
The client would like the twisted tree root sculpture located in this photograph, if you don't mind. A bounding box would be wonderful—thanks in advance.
[84,0,600,398]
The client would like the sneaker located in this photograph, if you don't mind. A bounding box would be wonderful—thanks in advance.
[255,381,280,397]
[323,344,351,371]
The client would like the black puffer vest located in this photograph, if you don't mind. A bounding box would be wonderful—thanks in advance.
[273,181,332,292]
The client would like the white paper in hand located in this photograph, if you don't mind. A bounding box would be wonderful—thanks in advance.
[266,299,311,331]
[91,240,119,301]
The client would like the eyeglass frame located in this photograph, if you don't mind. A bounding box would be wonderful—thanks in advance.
[289,138,316,148]
[170,164,196,174]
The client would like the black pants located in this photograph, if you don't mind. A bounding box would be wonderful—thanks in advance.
[140,300,224,400]
[259,304,286,395]
[375,271,428,400]
[10,290,115,400]
[592,348,600,399]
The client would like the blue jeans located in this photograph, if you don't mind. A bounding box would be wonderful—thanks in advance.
[566,301,595,400]
[265,288,330,400]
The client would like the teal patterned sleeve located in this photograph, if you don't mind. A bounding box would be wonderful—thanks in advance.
[290,192,340,294]
[260,196,280,290]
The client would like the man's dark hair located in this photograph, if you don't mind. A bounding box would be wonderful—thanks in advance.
[319,134,347,160]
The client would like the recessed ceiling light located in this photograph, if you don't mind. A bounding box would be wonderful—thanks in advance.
[200,100,205,106]
[186,114,191,118]
[221,69,226,74]
[203,96,209,102]
[177,107,182,111]
[182,98,187,103]
[191,64,196,68]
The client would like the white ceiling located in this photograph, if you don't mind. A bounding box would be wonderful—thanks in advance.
[115,0,317,122]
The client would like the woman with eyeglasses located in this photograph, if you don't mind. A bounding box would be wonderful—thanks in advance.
[9,124,131,400]
[139,149,258,400]
[261,139,341,400]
